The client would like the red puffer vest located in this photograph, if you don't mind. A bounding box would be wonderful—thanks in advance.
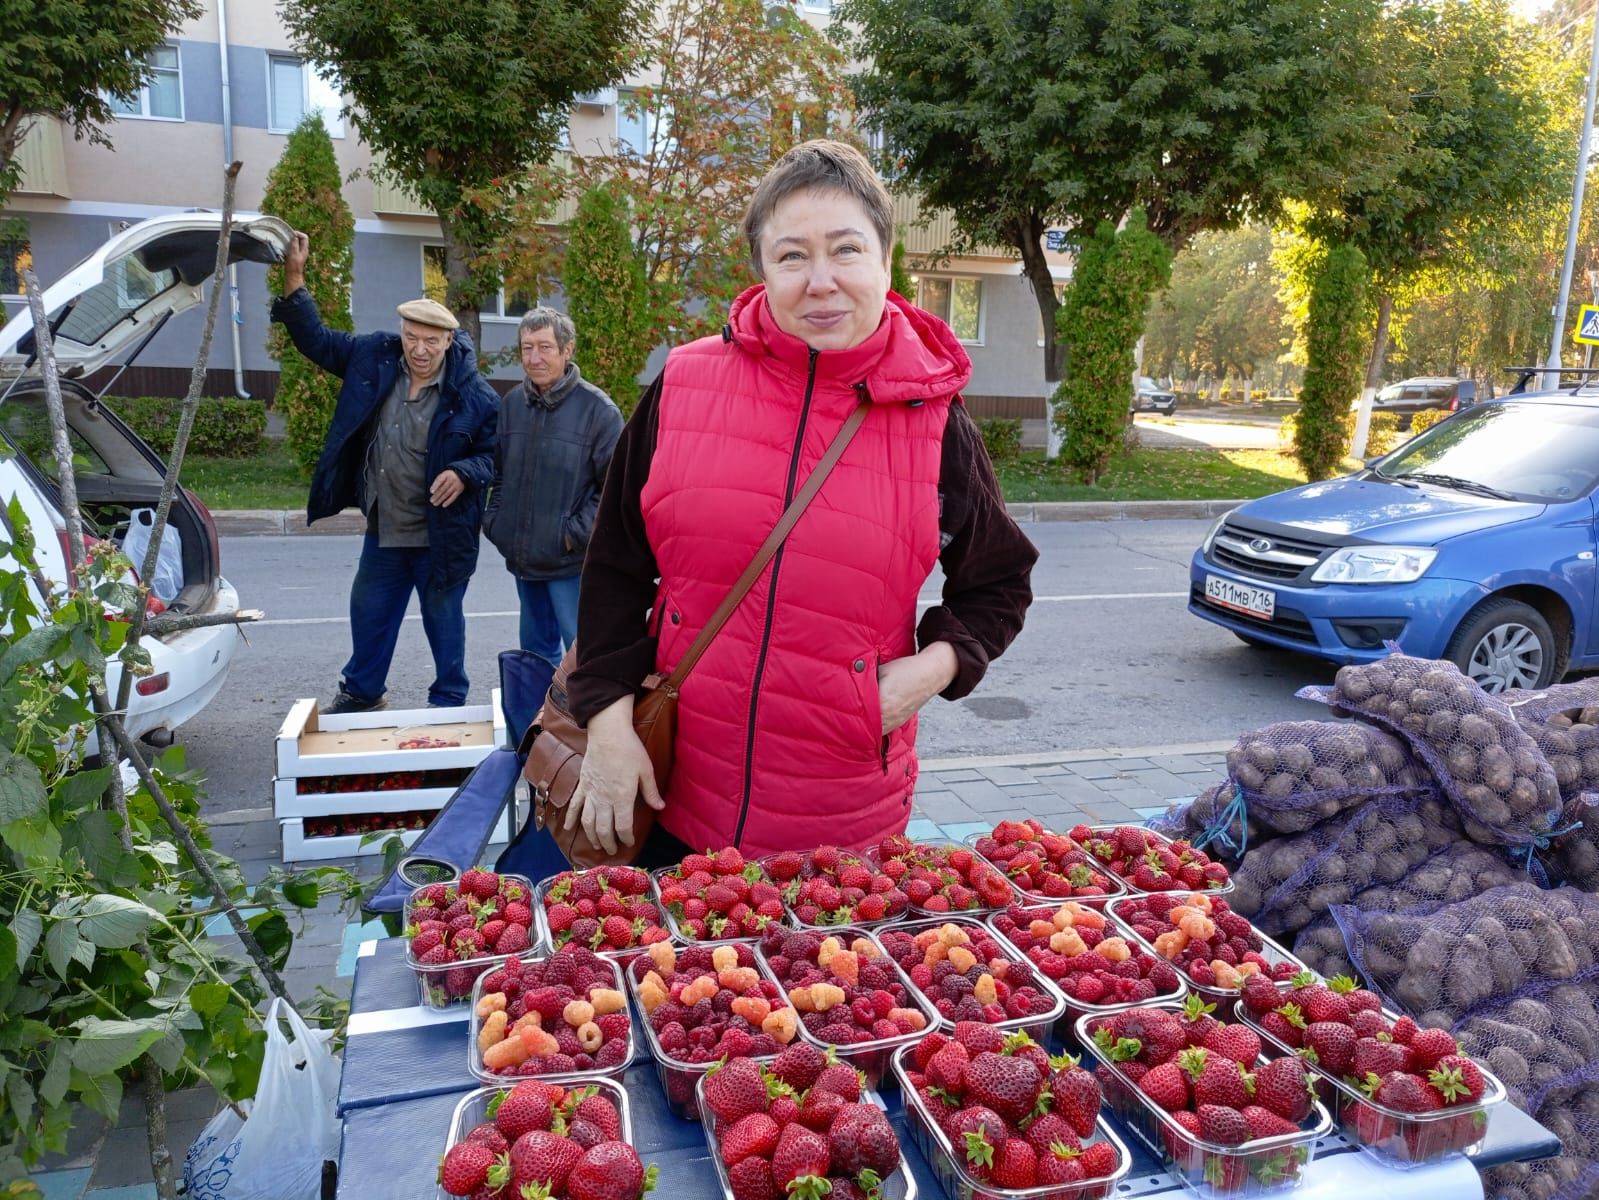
[641,286,971,857]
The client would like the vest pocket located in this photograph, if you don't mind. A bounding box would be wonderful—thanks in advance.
[651,586,689,672]
[847,649,886,760]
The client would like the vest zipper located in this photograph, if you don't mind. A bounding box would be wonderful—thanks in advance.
[732,348,821,849]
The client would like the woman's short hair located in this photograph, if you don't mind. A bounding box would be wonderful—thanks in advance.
[743,139,895,278]
[518,307,576,351]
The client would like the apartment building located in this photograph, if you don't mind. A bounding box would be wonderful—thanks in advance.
[1,0,1069,417]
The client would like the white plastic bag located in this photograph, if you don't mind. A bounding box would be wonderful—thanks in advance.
[120,507,184,603]
[180,999,340,1200]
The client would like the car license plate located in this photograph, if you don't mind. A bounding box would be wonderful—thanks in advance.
[1205,575,1275,620]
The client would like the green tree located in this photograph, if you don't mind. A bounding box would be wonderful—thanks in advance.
[261,114,353,475]
[890,240,915,298]
[1055,212,1172,482]
[1295,242,1370,480]
[494,0,853,348]
[564,183,653,415]
[1297,0,1571,452]
[0,0,201,204]
[836,0,1392,382]
[1143,225,1288,391]
[281,0,648,344]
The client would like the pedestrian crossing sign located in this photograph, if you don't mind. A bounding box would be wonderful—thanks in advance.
[1575,304,1599,345]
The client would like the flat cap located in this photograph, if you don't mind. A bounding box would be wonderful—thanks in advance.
[396,297,459,330]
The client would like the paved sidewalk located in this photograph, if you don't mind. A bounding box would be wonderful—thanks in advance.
[26,743,1224,1198]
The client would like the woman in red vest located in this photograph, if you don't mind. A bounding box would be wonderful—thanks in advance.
[563,139,1038,863]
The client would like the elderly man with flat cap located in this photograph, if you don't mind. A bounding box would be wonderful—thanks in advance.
[271,230,499,713]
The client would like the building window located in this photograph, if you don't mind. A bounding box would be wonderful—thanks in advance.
[915,276,983,343]
[268,54,345,137]
[107,44,183,121]
[421,245,533,321]
[0,226,30,296]
[617,91,674,159]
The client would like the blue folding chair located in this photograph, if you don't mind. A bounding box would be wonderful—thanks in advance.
[361,650,561,931]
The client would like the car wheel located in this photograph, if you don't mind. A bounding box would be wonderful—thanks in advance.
[1443,598,1560,693]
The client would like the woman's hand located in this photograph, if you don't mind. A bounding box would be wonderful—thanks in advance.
[563,697,666,855]
[877,642,959,734]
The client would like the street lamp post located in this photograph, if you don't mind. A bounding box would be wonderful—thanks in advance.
[1548,3,1599,385]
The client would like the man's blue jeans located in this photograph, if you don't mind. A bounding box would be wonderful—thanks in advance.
[514,575,581,666]
[342,534,470,706]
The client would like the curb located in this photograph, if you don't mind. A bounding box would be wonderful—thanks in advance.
[213,500,1246,537]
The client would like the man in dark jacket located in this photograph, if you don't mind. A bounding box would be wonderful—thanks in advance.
[271,231,499,712]
[483,308,622,665]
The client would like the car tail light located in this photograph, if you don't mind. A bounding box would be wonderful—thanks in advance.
[135,672,170,696]
[1449,397,1459,411]
[185,487,222,575]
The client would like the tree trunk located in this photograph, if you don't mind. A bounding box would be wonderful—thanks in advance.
[1008,212,1063,382]
[437,211,483,347]
[1350,291,1395,460]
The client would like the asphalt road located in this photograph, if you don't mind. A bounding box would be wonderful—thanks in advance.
[178,520,1337,815]
[1132,415,1284,450]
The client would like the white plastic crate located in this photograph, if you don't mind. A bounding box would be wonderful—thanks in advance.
[274,691,506,779]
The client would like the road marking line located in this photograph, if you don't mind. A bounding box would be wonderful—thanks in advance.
[253,591,1189,627]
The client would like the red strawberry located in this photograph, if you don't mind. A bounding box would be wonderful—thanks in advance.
[410,928,446,957]
[1373,1070,1441,1115]
[507,1129,582,1193]
[1139,1061,1190,1112]
[964,1051,1043,1124]
[771,1042,827,1093]
[827,1104,901,1177]
[770,1121,831,1191]
[1408,1028,1459,1073]
[1048,1053,1101,1139]
[493,1081,555,1139]
[573,1092,623,1141]
[704,1058,769,1124]
[566,1141,650,1200]
[721,1112,781,1166]
[948,1106,1006,1178]
[439,1142,497,1196]
[1023,1112,1080,1158]
[1303,1022,1356,1077]
[1078,1140,1118,1179]
[463,1123,508,1155]
[497,924,532,954]
[460,868,500,899]
[990,1138,1038,1189]
[1180,1047,1251,1109]
[1252,1055,1313,1123]
[1202,1022,1261,1066]
[814,1063,863,1102]
[1196,1103,1249,1146]
[1428,1056,1486,1106]
[1352,1037,1413,1079]
[1241,1105,1300,1139]
[728,1155,775,1200]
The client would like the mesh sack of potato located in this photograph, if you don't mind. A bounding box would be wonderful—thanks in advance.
[1226,789,1460,937]
[1148,784,1264,864]
[1333,882,1599,1031]
[1453,982,1599,1114]
[1505,679,1599,804]
[1291,912,1357,980]
[1301,654,1563,848]
[1481,1104,1599,1200]
[1540,794,1599,891]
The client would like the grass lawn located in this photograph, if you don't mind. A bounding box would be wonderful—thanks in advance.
[179,438,1328,510]
[996,445,1317,503]
[181,439,309,510]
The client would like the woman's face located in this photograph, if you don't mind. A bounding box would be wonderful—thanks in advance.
[759,187,890,352]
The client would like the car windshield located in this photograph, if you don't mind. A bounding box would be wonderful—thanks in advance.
[1376,401,1599,502]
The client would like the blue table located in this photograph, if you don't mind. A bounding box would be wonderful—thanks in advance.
[334,937,1559,1198]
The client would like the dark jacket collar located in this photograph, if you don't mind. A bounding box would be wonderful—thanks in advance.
[523,362,582,410]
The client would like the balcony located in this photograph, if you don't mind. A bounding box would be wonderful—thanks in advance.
[893,191,1007,259]
[14,118,70,199]
[371,150,577,223]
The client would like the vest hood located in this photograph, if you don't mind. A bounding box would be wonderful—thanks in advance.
[725,284,972,405]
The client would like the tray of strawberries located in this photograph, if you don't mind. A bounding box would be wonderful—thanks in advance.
[403,869,537,1009]
[873,918,1065,1043]
[754,924,936,1090]
[697,1052,914,1200]
[653,847,789,943]
[626,940,799,1120]
[1106,892,1306,999]
[986,900,1188,1025]
[1072,825,1233,894]
[468,948,633,1082]
[434,1077,654,1200]
[867,835,1016,915]
[1078,1002,1333,1197]
[965,820,1124,904]
[1234,970,1506,1168]
[891,1025,1131,1199]
[761,845,912,926]
[532,866,669,959]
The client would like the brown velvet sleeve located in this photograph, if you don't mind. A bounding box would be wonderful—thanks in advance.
[917,402,1039,700]
[566,375,664,725]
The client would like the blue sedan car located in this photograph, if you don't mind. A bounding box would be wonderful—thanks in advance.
[1189,386,1599,692]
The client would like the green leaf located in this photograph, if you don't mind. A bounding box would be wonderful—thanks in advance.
[0,624,66,684]
[283,875,321,909]
[71,1017,169,1075]
[78,895,158,949]
[45,921,80,979]
[0,928,14,984]
[191,982,232,1021]
[12,910,41,971]
[55,765,114,814]
[70,1067,122,1121]
[39,1043,71,1108]
[0,752,46,823]
[148,1030,186,1073]
[1,811,62,862]
[247,911,293,970]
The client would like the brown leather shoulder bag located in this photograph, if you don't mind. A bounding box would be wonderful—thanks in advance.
[522,400,870,868]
